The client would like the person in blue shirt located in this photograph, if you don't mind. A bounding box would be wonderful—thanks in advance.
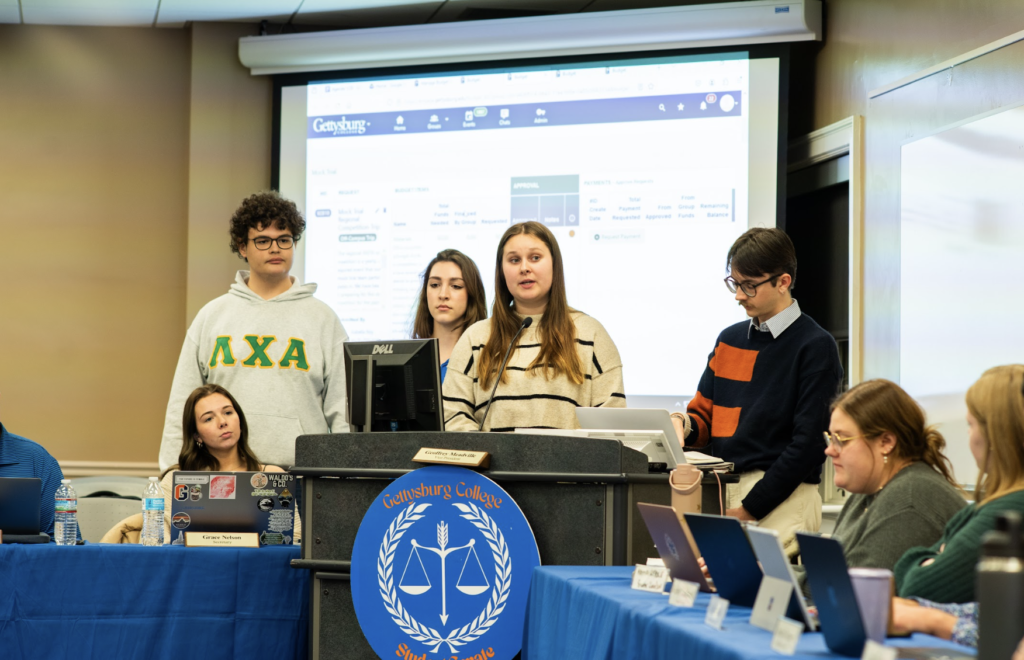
[412,249,487,382]
[0,421,68,541]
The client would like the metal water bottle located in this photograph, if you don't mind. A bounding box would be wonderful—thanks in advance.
[977,512,1024,660]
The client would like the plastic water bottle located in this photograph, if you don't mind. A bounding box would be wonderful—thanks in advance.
[141,476,165,546]
[54,479,78,545]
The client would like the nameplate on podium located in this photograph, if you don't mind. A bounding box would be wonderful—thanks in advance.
[184,532,259,548]
[412,447,490,468]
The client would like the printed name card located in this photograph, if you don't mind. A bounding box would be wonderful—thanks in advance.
[750,575,794,631]
[668,579,700,608]
[631,565,670,593]
[412,448,490,468]
[704,595,729,629]
[861,640,898,660]
[770,617,805,656]
[185,532,259,548]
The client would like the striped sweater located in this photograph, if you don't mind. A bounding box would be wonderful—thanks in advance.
[442,312,626,432]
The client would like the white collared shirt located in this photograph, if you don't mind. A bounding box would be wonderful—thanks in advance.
[748,299,802,339]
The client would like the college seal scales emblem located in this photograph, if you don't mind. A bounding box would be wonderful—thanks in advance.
[351,466,540,660]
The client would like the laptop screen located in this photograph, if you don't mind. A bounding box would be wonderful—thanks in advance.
[169,471,297,546]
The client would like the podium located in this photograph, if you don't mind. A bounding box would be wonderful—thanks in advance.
[290,432,728,660]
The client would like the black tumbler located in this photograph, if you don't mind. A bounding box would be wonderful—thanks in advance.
[978,512,1024,660]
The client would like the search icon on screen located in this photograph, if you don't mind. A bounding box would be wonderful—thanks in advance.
[658,103,666,112]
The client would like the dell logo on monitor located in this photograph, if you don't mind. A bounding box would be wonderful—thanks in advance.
[372,344,394,355]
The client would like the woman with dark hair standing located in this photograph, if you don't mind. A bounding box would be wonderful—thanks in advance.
[411,249,487,382]
[442,221,626,432]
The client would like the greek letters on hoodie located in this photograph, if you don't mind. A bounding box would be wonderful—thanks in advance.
[158,271,350,471]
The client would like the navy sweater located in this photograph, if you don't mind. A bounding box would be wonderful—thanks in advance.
[685,314,842,520]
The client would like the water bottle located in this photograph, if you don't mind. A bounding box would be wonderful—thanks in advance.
[141,476,165,546]
[54,479,78,545]
[977,512,1024,660]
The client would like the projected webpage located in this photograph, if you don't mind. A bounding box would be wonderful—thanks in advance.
[301,58,758,407]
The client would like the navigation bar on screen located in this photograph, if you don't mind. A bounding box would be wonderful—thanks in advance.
[307,91,743,139]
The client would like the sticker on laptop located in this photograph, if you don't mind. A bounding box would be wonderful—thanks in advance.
[190,485,202,501]
[251,473,268,488]
[210,475,236,499]
[175,484,189,501]
[258,498,275,512]
[172,512,191,530]
[278,488,293,508]
[175,475,209,484]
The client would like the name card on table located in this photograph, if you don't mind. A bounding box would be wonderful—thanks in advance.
[771,617,805,656]
[705,595,730,629]
[668,579,700,607]
[631,565,670,593]
[861,640,898,660]
[185,532,259,548]
[750,575,794,631]
[412,447,490,468]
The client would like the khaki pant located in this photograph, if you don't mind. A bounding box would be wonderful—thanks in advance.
[727,470,821,558]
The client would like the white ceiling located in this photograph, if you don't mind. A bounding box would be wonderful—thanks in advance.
[0,0,725,29]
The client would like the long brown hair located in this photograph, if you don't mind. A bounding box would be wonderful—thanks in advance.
[966,365,1024,505]
[832,379,960,489]
[412,249,487,340]
[171,384,262,473]
[478,222,583,390]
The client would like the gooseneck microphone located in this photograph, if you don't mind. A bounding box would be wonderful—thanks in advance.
[478,316,533,431]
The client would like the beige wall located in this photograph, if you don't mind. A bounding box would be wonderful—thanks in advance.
[0,23,270,469]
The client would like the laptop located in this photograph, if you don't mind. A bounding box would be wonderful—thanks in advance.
[746,526,817,630]
[0,477,50,543]
[636,503,712,592]
[796,532,868,656]
[169,471,298,546]
[576,408,687,466]
[682,513,764,608]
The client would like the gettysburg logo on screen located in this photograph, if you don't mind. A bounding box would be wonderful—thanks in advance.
[351,466,540,660]
[312,116,368,135]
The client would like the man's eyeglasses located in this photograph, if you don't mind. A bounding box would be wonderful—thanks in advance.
[724,274,780,297]
[823,431,866,451]
[250,236,295,250]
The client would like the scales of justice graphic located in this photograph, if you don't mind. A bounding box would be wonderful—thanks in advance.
[397,521,490,625]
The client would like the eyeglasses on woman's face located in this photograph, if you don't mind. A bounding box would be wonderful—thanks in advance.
[823,431,867,451]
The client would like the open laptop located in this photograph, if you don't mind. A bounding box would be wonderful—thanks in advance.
[797,532,869,656]
[576,408,687,467]
[0,477,49,543]
[682,513,764,607]
[637,503,712,592]
[746,526,817,630]
[170,471,297,546]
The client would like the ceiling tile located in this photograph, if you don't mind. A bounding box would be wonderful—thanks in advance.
[155,0,299,25]
[0,6,21,23]
[21,0,158,26]
[294,2,442,28]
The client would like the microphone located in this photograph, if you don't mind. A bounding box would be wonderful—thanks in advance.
[479,316,533,431]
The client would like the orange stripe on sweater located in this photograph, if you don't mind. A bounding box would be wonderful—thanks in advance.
[686,391,713,446]
[710,405,741,438]
[708,342,758,382]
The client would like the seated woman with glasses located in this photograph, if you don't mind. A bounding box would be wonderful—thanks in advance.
[822,379,966,572]
[893,364,1024,604]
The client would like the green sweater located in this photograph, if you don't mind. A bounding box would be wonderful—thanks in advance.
[833,462,967,571]
[895,488,1024,603]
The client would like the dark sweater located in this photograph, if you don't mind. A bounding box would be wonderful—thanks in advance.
[895,488,1024,603]
[684,314,842,519]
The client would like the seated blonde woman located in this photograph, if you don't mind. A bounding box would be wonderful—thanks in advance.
[101,384,299,543]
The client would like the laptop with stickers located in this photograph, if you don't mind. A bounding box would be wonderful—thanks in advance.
[169,471,297,546]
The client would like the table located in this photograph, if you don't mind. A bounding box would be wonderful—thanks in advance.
[0,544,309,660]
[523,566,976,660]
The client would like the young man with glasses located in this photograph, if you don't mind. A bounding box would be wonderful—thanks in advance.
[672,227,842,556]
[158,191,350,471]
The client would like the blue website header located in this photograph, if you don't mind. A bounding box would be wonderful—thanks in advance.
[307,91,742,139]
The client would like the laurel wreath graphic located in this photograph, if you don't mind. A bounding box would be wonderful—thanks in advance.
[377,501,513,653]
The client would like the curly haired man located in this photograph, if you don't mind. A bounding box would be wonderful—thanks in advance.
[158,191,350,471]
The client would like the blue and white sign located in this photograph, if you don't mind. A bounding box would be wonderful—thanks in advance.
[351,466,541,660]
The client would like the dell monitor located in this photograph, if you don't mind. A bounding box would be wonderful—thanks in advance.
[344,339,444,432]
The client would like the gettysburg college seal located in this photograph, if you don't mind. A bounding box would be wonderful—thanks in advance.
[351,465,540,660]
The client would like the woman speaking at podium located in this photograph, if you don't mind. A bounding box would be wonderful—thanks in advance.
[442,221,626,432]
[411,249,487,382]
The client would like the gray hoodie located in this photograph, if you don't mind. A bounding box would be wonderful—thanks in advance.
[158,271,350,470]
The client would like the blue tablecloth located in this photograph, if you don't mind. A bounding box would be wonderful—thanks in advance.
[0,544,309,660]
[523,566,975,660]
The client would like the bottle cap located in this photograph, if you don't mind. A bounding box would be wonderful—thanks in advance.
[149,476,159,481]
[61,479,70,484]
